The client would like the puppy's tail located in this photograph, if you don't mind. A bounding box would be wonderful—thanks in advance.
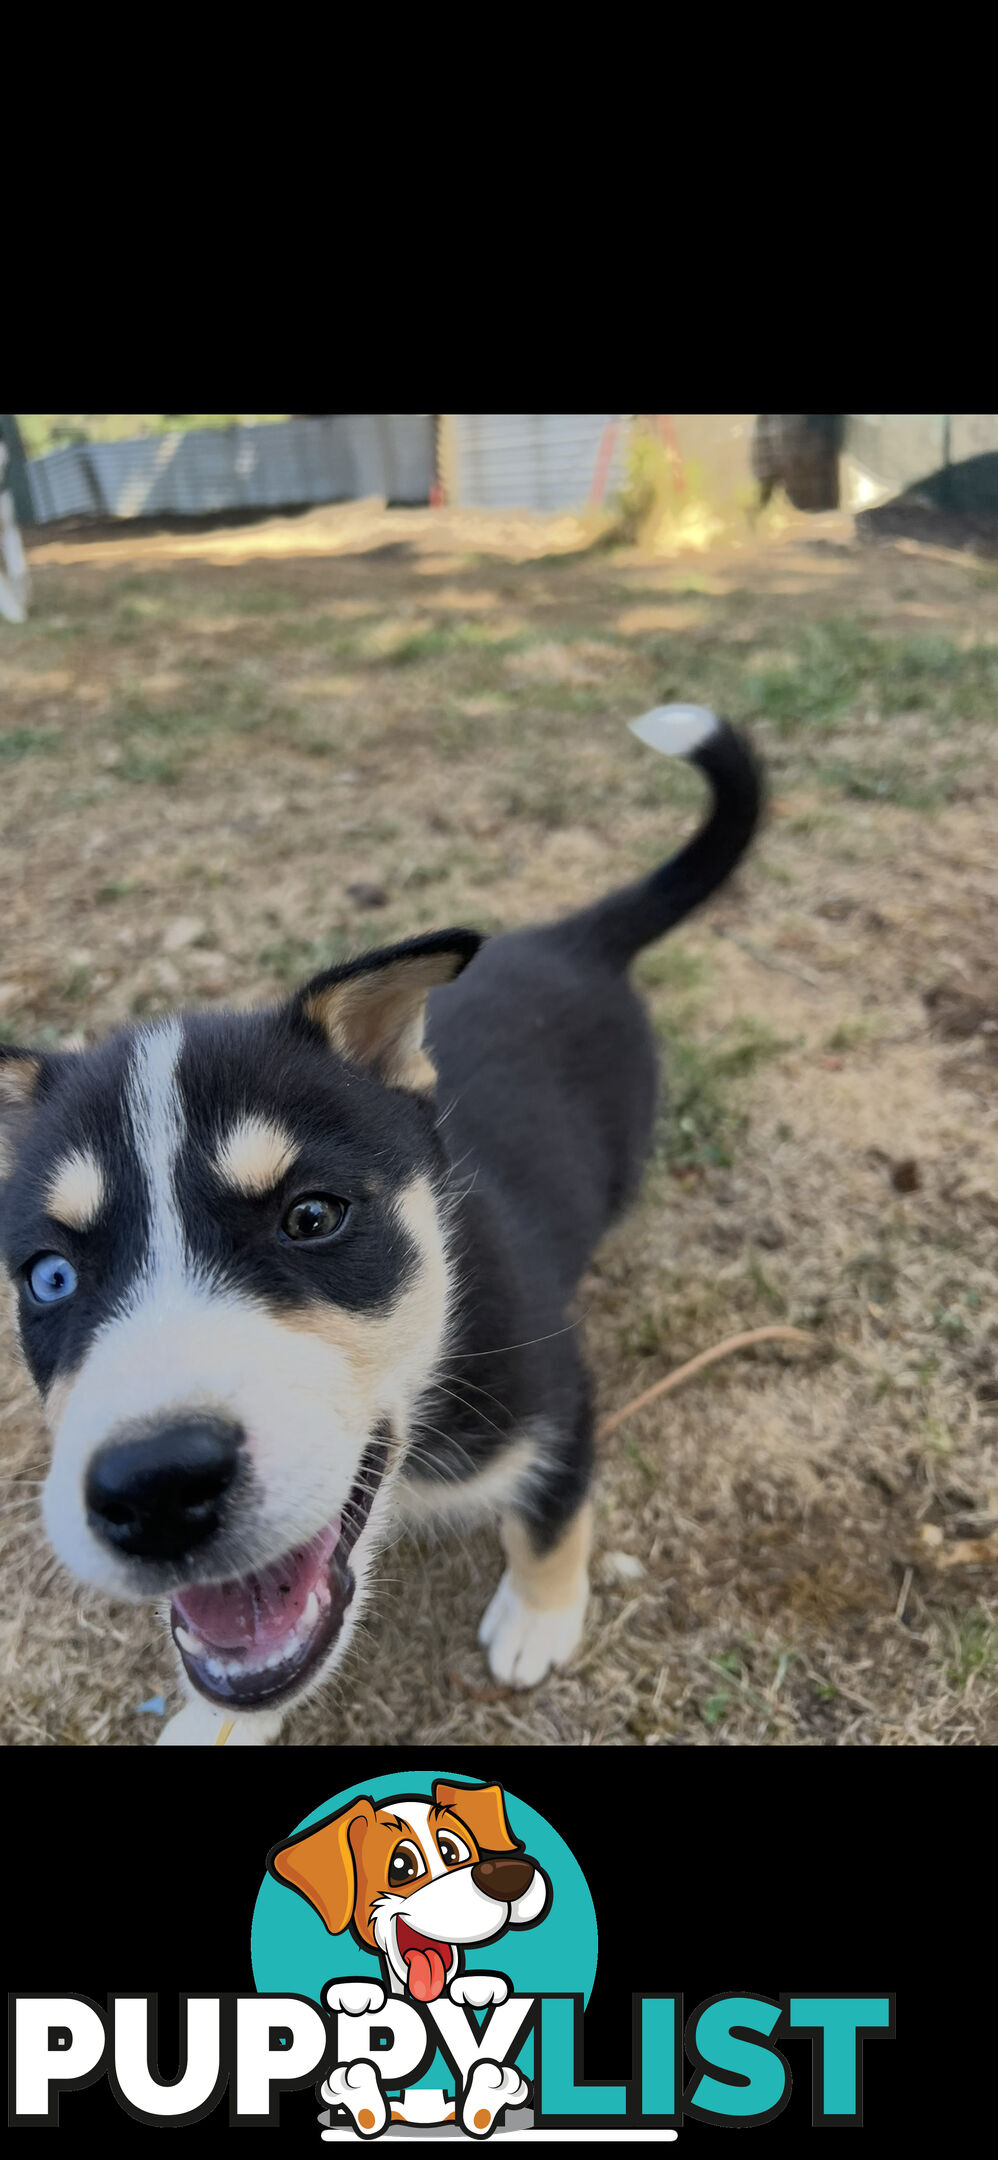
[565,705,763,968]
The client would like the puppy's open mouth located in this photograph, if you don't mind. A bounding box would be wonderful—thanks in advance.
[169,1433,389,1709]
[395,1917,456,2003]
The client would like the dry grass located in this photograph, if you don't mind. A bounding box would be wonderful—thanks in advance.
[2,499,997,1747]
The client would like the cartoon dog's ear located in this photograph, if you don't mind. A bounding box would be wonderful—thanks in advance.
[292,930,482,1095]
[268,1798,378,1935]
[432,1781,522,1856]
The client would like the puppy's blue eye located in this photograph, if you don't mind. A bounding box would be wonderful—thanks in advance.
[27,1253,78,1304]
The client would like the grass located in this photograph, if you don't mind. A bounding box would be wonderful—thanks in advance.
[254,925,404,989]
[946,1608,998,1690]
[823,1019,877,1053]
[816,755,965,811]
[112,750,185,787]
[634,946,707,995]
[387,622,528,666]
[657,1018,791,1171]
[0,727,63,761]
[739,619,998,735]
[95,879,140,905]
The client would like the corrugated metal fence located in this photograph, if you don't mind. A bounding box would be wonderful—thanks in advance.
[441,414,628,512]
[24,416,435,523]
[24,413,631,524]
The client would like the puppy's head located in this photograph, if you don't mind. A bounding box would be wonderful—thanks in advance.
[0,931,480,1715]
[269,1780,549,2001]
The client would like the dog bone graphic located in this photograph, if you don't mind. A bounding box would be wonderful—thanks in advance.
[448,1973,510,2009]
[459,2060,529,2138]
[320,2060,388,2138]
[323,1980,387,2017]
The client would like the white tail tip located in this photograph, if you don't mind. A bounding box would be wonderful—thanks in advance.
[629,704,719,758]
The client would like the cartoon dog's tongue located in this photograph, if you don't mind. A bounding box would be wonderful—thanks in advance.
[396,1920,450,2003]
[405,1947,448,2003]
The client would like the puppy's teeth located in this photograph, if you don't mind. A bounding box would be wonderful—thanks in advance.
[179,1582,331,1689]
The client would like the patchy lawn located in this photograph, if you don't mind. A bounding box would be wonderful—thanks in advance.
[1,500,997,1746]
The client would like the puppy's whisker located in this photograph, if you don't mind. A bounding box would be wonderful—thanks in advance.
[446,1321,581,1361]
[428,1382,512,1441]
[436,1372,513,1418]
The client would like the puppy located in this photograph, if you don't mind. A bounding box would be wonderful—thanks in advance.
[0,706,761,1743]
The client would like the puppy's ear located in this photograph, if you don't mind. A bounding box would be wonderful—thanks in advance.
[0,1049,43,1174]
[268,1797,378,1936]
[293,930,482,1095]
[432,1780,521,1856]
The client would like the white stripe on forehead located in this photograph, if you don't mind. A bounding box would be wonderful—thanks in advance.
[389,1799,447,1877]
[125,1018,189,1285]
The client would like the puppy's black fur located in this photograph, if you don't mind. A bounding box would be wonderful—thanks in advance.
[412,714,761,1544]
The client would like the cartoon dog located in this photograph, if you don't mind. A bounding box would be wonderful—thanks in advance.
[269,1778,548,2133]
[0,706,761,1744]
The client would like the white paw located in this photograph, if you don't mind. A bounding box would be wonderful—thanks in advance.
[155,1698,283,1746]
[324,1980,386,2017]
[449,1972,509,2009]
[321,2060,387,2135]
[478,1572,587,1687]
[460,2059,528,2136]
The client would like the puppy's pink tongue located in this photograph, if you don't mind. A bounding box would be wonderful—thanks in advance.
[172,1523,340,1651]
[404,1948,448,2003]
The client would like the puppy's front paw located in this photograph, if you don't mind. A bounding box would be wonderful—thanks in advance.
[321,2060,387,2136]
[324,1980,387,2017]
[155,1698,283,1746]
[449,1972,509,2008]
[459,2060,529,2136]
[478,1572,587,1688]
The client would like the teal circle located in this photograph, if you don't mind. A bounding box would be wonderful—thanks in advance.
[251,1772,598,2092]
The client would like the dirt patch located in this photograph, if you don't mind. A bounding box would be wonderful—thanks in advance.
[1,503,997,1747]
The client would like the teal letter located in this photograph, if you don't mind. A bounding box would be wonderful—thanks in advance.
[788,1996,892,2119]
[688,1996,787,2122]
[640,1998,677,2117]
[537,1998,627,2120]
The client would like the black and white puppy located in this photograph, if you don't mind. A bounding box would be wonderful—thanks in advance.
[0,707,761,1744]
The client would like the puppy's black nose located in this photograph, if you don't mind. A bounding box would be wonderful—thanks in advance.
[471,1855,535,1903]
[86,1417,242,1561]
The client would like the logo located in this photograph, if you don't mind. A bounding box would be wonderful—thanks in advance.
[8,1770,895,2138]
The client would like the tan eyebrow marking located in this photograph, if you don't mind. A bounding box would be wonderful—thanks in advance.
[44,1148,106,1230]
[213,1114,298,1198]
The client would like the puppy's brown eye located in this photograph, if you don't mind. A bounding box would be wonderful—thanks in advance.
[388,1841,422,1884]
[437,1834,469,1868]
[280,1196,347,1243]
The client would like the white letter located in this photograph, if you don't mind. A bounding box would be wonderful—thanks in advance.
[114,1997,221,2120]
[235,1997,329,2120]
[13,1997,106,2122]
[429,1996,535,2084]
[332,1995,428,2086]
